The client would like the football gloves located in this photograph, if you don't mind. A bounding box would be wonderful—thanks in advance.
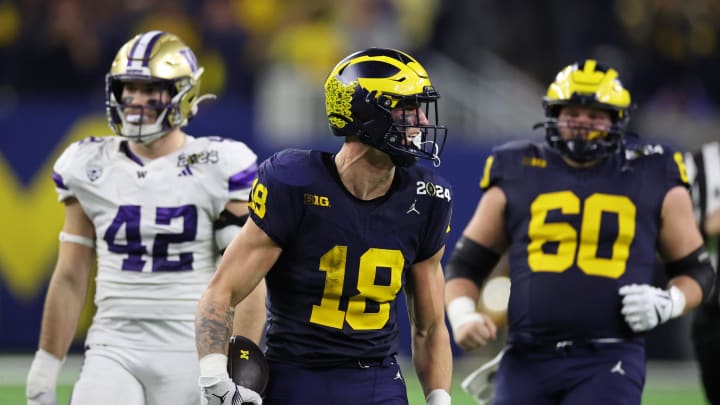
[199,353,262,405]
[26,349,64,405]
[199,376,262,405]
[461,349,504,405]
[619,284,686,332]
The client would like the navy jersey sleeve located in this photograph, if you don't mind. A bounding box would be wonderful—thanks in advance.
[479,140,543,191]
[248,150,308,246]
[663,145,691,191]
[479,149,503,191]
[417,174,453,263]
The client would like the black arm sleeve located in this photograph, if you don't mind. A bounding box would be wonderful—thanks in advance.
[445,236,501,288]
[665,245,716,301]
[213,209,249,229]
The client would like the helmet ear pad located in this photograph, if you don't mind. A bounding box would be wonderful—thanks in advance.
[351,88,394,148]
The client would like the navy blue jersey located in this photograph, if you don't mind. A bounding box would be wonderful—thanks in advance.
[248,149,452,367]
[480,141,689,341]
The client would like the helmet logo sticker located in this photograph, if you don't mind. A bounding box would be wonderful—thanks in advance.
[325,77,355,129]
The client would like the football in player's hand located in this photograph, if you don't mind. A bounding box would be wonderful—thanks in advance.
[227,335,270,396]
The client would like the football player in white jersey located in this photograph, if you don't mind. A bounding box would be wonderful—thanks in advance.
[25,31,266,405]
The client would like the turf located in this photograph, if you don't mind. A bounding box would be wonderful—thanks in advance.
[2,380,707,404]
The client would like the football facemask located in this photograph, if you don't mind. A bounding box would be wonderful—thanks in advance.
[536,59,632,163]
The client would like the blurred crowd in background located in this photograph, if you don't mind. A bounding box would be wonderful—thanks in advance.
[0,0,717,362]
[0,0,718,147]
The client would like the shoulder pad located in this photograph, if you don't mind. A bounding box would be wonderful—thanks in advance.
[259,149,318,187]
[480,140,547,190]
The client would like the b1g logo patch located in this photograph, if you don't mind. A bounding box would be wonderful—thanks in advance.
[416,181,451,201]
[304,193,331,207]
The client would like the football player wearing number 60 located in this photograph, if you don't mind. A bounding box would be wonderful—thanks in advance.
[25,31,266,405]
[195,48,453,405]
[445,59,714,405]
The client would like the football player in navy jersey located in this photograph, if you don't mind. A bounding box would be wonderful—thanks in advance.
[195,48,454,405]
[444,59,714,405]
[685,141,720,405]
[25,32,266,405]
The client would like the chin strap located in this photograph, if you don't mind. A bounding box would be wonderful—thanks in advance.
[418,140,442,167]
[191,93,217,117]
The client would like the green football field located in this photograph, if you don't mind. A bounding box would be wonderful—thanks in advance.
[0,383,708,405]
[1,355,708,404]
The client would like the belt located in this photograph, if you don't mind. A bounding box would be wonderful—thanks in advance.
[338,355,397,369]
[509,334,626,353]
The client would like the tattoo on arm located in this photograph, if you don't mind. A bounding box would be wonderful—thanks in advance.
[195,301,235,358]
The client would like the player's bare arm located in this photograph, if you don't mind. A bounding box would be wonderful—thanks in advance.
[39,198,95,358]
[705,207,720,235]
[445,186,506,351]
[195,219,279,358]
[620,183,714,333]
[223,199,267,346]
[27,198,95,404]
[659,185,707,310]
[406,246,452,403]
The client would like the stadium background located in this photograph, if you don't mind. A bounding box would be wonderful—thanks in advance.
[0,0,717,403]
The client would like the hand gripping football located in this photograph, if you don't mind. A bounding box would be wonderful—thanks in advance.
[227,335,270,396]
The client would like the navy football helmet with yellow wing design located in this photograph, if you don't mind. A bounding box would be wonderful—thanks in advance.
[105,31,214,144]
[324,48,447,167]
[535,59,633,163]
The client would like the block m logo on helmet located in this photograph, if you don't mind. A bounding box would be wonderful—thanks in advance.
[323,48,447,167]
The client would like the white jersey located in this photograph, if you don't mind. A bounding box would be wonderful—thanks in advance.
[53,135,257,349]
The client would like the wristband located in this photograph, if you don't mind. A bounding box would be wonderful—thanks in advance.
[198,353,230,387]
[447,296,483,332]
[668,285,686,319]
[28,349,64,388]
[426,389,451,405]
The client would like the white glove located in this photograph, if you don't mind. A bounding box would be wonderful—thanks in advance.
[426,389,451,405]
[461,349,504,405]
[199,376,262,405]
[26,349,64,405]
[619,284,686,332]
[199,353,262,405]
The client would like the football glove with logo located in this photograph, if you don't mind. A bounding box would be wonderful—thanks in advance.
[199,376,262,405]
[199,353,262,405]
[619,284,685,332]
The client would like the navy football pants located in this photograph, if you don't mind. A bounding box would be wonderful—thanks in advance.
[494,341,645,405]
[263,359,409,405]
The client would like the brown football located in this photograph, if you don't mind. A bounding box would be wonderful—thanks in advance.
[227,335,270,396]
